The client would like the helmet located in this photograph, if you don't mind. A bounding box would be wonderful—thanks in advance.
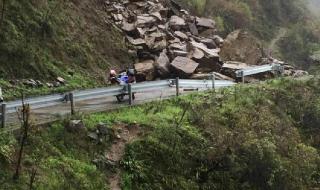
[110,70,117,76]
[127,69,135,76]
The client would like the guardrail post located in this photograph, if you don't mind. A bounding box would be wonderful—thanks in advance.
[69,93,75,115]
[211,73,215,89]
[128,84,133,105]
[1,103,6,128]
[241,71,245,84]
[175,77,180,96]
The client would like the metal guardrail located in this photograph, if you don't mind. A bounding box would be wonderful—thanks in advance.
[4,80,172,114]
[235,63,283,78]
[179,79,235,89]
[0,78,236,128]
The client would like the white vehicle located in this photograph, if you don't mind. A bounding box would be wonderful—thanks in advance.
[0,87,3,102]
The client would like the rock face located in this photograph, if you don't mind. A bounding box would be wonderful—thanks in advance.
[170,56,199,76]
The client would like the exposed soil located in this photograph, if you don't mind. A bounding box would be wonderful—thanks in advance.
[106,124,142,190]
[268,27,287,58]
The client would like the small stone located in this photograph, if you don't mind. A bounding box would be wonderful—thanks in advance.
[53,82,61,87]
[65,120,86,133]
[88,132,99,141]
[23,79,37,88]
[97,122,108,136]
[46,83,54,88]
[56,77,65,84]
[36,80,44,87]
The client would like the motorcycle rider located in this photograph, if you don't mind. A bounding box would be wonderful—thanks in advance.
[108,69,119,84]
[108,68,137,101]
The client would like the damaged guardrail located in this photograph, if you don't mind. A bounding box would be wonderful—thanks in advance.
[235,63,284,82]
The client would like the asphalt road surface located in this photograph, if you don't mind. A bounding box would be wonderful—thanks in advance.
[5,88,180,128]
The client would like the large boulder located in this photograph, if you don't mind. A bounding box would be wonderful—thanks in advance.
[155,50,170,77]
[135,60,156,81]
[169,16,186,30]
[199,38,217,49]
[192,48,205,60]
[127,36,146,46]
[221,61,248,78]
[136,15,157,27]
[220,30,262,65]
[188,22,199,36]
[122,22,136,33]
[196,17,215,30]
[190,41,219,58]
[174,31,188,40]
[170,56,199,76]
[190,41,221,72]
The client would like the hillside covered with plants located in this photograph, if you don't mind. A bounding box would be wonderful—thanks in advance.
[1,77,320,189]
[0,0,133,80]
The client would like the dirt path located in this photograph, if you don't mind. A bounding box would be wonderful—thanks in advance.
[268,27,287,55]
[106,124,142,190]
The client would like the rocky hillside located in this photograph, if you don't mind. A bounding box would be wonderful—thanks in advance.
[178,0,320,71]
[105,0,304,83]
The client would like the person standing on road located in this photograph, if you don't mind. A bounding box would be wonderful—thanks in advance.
[127,69,136,84]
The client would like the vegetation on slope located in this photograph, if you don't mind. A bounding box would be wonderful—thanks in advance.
[120,78,320,189]
[1,77,320,189]
[0,0,133,80]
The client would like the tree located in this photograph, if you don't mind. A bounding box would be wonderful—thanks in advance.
[13,93,31,180]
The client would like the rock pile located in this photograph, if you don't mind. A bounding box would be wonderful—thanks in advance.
[105,0,308,82]
[105,0,224,81]
[259,57,309,78]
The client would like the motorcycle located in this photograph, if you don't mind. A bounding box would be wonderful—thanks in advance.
[114,74,136,103]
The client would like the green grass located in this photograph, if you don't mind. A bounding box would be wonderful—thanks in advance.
[0,72,102,100]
